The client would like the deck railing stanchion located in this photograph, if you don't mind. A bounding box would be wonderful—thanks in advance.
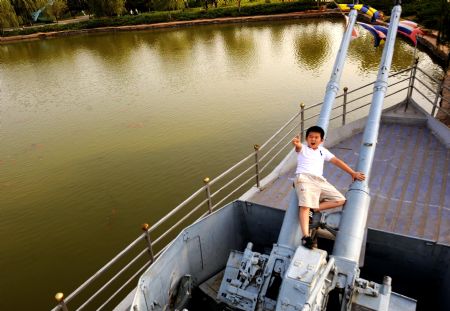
[254,144,261,188]
[300,103,305,139]
[142,224,155,262]
[406,58,419,111]
[431,78,444,117]
[55,293,69,311]
[203,177,213,213]
[343,87,348,125]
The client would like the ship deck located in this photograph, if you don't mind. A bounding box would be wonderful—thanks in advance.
[248,118,450,246]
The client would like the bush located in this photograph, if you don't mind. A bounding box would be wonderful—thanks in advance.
[188,0,202,8]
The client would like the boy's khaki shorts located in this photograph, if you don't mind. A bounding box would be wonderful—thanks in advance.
[295,173,345,209]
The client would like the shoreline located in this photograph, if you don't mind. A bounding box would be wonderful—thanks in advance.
[0,10,339,44]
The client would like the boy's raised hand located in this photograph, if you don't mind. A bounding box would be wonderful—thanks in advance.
[292,136,302,150]
[352,171,366,181]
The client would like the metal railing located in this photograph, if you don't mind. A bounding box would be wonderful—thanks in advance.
[412,66,450,118]
[51,63,448,311]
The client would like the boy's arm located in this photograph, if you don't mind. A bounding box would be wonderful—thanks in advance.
[329,157,365,181]
[292,136,302,152]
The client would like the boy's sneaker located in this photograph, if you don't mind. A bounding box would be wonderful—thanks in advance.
[301,236,314,249]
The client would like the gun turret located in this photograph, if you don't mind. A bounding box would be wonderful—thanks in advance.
[218,2,411,310]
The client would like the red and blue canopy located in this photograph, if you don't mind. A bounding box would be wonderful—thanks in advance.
[358,22,386,47]
[359,21,424,46]
[338,4,382,23]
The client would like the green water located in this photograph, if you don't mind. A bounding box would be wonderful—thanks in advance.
[0,18,443,310]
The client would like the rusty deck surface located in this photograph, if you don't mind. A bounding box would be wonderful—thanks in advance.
[248,122,450,246]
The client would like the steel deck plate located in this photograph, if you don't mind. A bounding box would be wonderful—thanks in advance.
[248,123,450,246]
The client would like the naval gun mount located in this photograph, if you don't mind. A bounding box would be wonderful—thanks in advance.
[213,194,400,311]
[211,2,415,311]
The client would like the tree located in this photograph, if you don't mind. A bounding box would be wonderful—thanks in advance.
[67,0,88,16]
[87,0,125,17]
[108,0,125,15]
[11,0,37,24]
[168,0,178,11]
[125,0,149,13]
[0,0,19,32]
[152,0,170,11]
[49,0,68,22]
[11,0,49,24]
[430,0,449,44]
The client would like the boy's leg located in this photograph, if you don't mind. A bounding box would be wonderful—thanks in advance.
[295,174,320,238]
[318,199,345,211]
[318,179,346,211]
[299,206,314,249]
[299,206,311,237]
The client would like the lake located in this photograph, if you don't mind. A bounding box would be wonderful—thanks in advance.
[0,18,443,310]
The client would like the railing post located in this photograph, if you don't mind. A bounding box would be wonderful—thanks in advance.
[55,292,69,311]
[142,223,155,263]
[431,78,444,117]
[343,87,348,125]
[405,58,419,111]
[254,144,260,188]
[300,102,305,140]
[203,177,213,213]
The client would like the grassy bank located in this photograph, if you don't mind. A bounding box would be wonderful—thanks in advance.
[3,1,324,37]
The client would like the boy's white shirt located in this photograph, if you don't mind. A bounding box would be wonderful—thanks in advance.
[295,143,334,177]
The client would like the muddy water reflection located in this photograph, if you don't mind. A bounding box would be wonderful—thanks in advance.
[0,18,443,310]
[295,20,333,72]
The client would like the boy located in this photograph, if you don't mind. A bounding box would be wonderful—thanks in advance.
[292,126,365,249]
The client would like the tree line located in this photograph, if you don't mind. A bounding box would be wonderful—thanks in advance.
[0,0,201,29]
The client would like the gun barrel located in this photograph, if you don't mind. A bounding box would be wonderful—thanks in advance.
[317,8,357,133]
[277,9,358,248]
[332,4,403,263]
